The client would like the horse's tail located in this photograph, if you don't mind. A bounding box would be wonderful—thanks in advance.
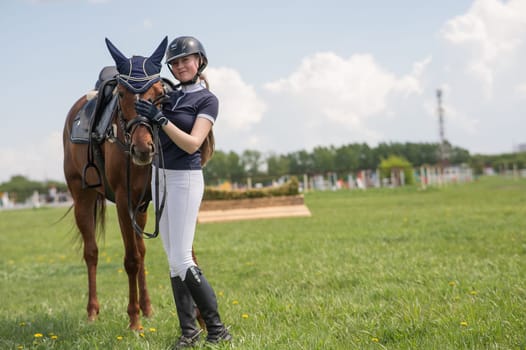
[53,204,74,225]
[94,193,106,240]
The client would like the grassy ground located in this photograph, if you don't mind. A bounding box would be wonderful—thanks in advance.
[0,176,525,349]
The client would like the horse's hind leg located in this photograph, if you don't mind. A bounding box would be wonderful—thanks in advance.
[72,186,101,322]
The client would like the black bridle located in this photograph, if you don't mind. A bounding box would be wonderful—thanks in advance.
[113,92,168,239]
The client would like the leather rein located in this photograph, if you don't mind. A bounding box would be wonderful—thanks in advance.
[109,92,168,239]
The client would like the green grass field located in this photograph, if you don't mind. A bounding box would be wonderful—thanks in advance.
[1,176,525,349]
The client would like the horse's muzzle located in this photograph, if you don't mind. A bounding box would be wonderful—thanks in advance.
[131,143,155,166]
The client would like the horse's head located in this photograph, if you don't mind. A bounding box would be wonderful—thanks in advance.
[106,37,168,166]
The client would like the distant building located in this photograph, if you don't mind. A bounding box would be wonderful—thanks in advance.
[515,143,526,152]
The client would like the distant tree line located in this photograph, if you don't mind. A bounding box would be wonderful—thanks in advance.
[469,152,526,175]
[204,141,473,184]
[2,141,525,203]
[203,141,526,184]
[0,175,68,204]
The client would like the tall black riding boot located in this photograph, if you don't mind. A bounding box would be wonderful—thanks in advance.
[184,266,232,344]
[170,276,202,348]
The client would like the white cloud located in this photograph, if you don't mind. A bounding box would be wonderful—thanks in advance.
[263,52,428,144]
[204,67,267,152]
[441,0,526,95]
[207,67,267,130]
[394,57,432,97]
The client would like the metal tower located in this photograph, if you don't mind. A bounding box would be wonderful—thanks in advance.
[436,89,448,165]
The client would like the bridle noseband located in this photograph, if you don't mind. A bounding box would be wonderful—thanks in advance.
[123,115,153,145]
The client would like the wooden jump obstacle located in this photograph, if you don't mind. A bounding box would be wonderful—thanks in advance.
[197,194,311,223]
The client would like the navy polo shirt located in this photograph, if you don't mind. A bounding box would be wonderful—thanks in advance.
[156,82,218,170]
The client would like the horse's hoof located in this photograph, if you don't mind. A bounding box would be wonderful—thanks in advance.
[129,323,143,331]
[142,308,153,318]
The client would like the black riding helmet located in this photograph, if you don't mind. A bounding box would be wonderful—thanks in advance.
[165,36,208,84]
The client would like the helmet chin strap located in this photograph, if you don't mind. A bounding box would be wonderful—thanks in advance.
[178,72,201,86]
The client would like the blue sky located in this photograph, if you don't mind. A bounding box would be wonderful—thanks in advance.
[1,0,525,182]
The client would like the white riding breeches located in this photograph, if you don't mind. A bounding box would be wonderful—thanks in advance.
[152,167,204,280]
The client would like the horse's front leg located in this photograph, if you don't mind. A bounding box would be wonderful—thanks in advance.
[135,210,153,318]
[115,199,152,330]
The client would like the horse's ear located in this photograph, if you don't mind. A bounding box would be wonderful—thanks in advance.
[150,36,168,66]
[105,38,128,68]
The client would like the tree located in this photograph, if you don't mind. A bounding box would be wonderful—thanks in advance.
[378,155,415,185]
[241,150,263,177]
[334,144,360,173]
[266,153,290,177]
[357,143,374,170]
[448,144,470,165]
[203,150,245,184]
[203,150,227,184]
[0,175,45,203]
[287,150,313,176]
[311,146,335,174]
[227,151,246,183]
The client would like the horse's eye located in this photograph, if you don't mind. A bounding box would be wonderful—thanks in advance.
[118,91,124,98]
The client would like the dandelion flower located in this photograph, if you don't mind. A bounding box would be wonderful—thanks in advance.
[19,322,26,327]
[149,328,156,332]
[118,268,124,273]
[139,333,145,338]
[34,333,43,338]
[242,314,249,319]
[448,281,456,287]
[51,335,58,340]
[232,300,239,305]
[218,291,224,297]
[470,290,477,296]
[460,321,468,327]
[116,336,123,341]
[17,345,24,349]
[371,337,379,342]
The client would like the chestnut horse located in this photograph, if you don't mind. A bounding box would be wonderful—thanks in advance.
[63,37,168,330]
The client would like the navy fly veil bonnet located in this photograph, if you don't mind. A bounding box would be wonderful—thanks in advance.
[105,37,168,93]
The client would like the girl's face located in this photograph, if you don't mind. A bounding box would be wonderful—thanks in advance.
[169,54,200,83]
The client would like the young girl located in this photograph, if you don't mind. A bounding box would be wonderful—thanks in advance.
[135,36,231,348]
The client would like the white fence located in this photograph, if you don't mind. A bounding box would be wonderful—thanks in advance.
[299,165,477,191]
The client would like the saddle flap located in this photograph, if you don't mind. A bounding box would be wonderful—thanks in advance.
[70,98,97,144]
[95,94,118,140]
[70,78,118,144]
